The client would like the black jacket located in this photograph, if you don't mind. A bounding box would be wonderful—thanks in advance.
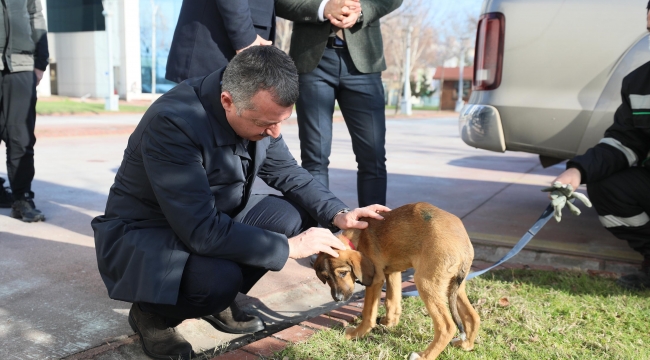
[165,0,275,83]
[91,69,347,305]
[568,61,650,183]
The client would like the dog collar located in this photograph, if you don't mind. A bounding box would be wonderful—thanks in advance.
[340,234,356,250]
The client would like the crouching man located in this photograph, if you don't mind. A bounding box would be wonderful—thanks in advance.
[551,1,650,291]
[91,46,388,359]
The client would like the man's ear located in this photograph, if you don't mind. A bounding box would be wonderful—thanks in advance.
[221,91,235,113]
[349,251,375,286]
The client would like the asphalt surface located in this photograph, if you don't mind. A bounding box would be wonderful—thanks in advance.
[0,112,638,359]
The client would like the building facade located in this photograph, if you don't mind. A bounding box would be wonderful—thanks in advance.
[42,0,181,101]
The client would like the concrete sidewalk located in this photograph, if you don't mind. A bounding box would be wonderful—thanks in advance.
[0,112,640,359]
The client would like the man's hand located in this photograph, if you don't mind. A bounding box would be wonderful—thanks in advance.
[327,11,360,29]
[324,0,361,22]
[333,204,391,230]
[288,227,347,259]
[34,69,44,86]
[236,34,273,54]
[541,180,592,222]
[551,168,581,193]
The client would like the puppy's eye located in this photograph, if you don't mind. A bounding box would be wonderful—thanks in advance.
[339,271,348,278]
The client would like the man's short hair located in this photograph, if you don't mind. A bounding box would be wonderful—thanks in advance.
[222,46,299,114]
[647,0,650,10]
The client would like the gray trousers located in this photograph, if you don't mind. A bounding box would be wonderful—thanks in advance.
[0,69,37,200]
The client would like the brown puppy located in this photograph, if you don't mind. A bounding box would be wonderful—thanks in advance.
[313,202,480,360]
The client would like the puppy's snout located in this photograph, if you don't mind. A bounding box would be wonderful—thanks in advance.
[334,293,344,302]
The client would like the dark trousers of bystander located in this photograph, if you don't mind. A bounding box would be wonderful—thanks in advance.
[138,194,318,326]
[0,69,37,200]
[296,46,387,207]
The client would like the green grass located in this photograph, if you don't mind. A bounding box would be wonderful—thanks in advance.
[36,98,150,115]
[272,269,650,360]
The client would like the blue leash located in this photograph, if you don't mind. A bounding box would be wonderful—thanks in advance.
[403,203,556,297]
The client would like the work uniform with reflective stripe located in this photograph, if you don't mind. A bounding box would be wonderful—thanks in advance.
[567,61,650,259]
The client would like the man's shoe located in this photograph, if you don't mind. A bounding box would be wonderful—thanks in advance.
[10,198,45,222]
[204,302,265,334]
[0,178,13,208]
[616,261,650,290]
[128,304,194,360]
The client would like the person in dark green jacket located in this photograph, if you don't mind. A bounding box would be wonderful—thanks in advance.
[0,0,49,222]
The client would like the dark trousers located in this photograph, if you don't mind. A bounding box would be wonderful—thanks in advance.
[0,70,37,200]
[587,167,650,260]
[139,194,317,326]
[296,47,387,207]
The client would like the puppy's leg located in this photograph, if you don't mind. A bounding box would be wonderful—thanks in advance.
[411,276,457,360]
[451,281,480,351]
[345,280,383,340]
[379,271,402,327]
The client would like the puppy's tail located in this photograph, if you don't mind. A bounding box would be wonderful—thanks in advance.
[448,265,467,340]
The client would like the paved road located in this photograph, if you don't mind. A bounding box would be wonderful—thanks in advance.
[0,114,633,359]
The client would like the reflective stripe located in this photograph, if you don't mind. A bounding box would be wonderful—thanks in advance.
[629,94,650,109]
[598,138,638,166]
[599,213,650,228]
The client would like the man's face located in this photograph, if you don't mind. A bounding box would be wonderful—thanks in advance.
[221,90,293,141]
[647,9,650,32]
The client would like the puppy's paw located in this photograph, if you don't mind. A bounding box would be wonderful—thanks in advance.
[407,352,422,360]
[344,326,369,340]
[451,337,474,351]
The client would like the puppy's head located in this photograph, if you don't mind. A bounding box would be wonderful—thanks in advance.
[313,249,375,302]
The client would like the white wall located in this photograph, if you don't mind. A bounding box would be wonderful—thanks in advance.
[48,0,142,100]
[36,0,51,97]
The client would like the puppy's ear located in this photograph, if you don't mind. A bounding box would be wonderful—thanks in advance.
[349,251,375,286]
[312,253,329,284]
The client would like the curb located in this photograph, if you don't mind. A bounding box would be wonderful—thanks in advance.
[207,259,630,360]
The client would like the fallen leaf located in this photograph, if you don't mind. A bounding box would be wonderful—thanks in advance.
[499,297,510,307]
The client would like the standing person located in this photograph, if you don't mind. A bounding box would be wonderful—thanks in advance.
[0,0,49,222]
[276,0,402,208]
[165,0,275,83]
[550,1,650,290]
[92,47,389,359]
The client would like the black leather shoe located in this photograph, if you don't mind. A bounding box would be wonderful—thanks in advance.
[128,304,194,360]
[10,198,45,222]
[204,302,265,334]
[616,261,650,290]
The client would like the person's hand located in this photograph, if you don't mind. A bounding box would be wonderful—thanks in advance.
[551,168,581,193]
[327,11,359,29]
[236,34,273,54]
[324,0,361,22]
[541,181,592,222]
[333,204,391,230]
[288,227,347,259]
[34,69,44,86]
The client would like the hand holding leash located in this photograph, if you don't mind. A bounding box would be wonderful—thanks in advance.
[540,181,592,222]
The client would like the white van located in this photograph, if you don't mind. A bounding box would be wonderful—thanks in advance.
[459,0,649,166]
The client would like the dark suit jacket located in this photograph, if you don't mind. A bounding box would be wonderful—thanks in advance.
[165,0,276,83]
[276,0,402,74]
[91,69,347,305]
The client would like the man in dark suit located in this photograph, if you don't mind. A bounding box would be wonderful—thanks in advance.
[165,0,275,83]
[92,47,388,359]
[276,0,402,208]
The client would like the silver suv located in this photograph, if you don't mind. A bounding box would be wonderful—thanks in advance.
[459,0,650,165]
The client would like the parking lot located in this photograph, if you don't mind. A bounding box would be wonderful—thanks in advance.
[0,113,639,359]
